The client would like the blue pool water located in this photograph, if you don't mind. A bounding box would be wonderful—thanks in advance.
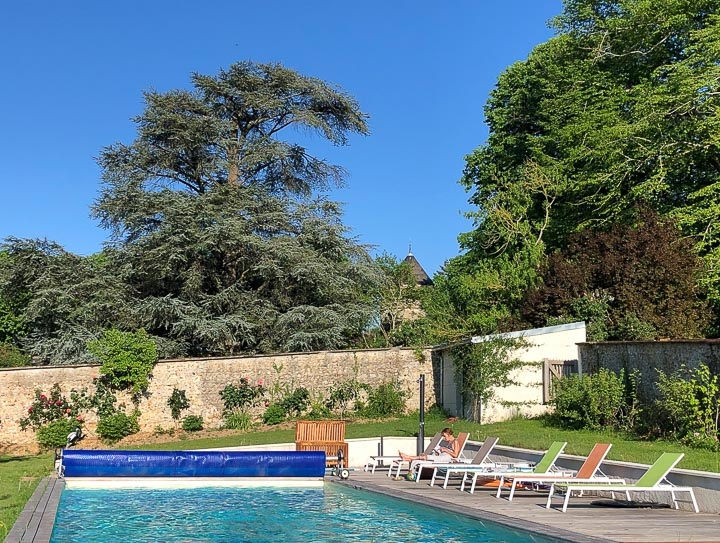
[50,484,566,543]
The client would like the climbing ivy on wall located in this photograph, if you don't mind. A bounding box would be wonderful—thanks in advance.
[450,336,528,422]
[87,329,158,401]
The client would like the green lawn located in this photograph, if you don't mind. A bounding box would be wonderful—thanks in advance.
[0,452,55,540]
[3,415,720,539]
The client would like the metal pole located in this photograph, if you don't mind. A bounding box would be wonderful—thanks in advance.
[378,435,384,467]
[417,374,425,455]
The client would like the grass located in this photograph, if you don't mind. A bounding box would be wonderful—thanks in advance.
[3,414,720,537]
[468,418,720,472]
[0,452,55,540]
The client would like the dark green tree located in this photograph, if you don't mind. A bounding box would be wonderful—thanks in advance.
[0,239,132,364]
[100,185,379,354]
[92,61,377,355]
[95,60,369,239]
[0,250,29,367]
[0,62,376,363]
[0,252,26,345]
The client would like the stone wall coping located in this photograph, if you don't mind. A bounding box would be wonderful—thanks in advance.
[0,345,430,373]
[579,339,720,345]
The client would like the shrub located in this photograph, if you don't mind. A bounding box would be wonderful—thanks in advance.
[36,419,78,450]
[219,377,267,414]
[426,403,450,418]
[167,388,190,421]
[223,412,254,431]
[182,415,204,432]
[0,343,30,368]
[279,387,310,417]
[363,381,408,418]
[325,379,369,417]
[548,375,586,429]
[19,384,82,431]
[549,369,625,430]
[306,398,332,420]
[89,378,119,417]
[652,364,719,450]
[262,403,287,425]
[97,412,139,444]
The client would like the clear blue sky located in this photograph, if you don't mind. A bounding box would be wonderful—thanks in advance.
[0,1,562,276]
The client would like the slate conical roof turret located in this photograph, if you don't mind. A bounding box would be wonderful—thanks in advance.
[402,251,433,286]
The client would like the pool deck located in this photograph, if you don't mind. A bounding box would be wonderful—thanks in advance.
[9,473,720,543]
[335,471,720,543]
[5,477,63,543]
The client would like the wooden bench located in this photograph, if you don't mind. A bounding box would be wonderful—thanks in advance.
[295,420,349,468]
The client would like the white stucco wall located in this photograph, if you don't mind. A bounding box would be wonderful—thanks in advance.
[437,322,586,423]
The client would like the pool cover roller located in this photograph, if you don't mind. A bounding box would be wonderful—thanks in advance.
[61,449,326,478]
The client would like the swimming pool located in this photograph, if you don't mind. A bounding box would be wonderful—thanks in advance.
[50,484,567,542]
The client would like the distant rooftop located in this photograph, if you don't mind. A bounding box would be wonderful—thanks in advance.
[403,251,433,286]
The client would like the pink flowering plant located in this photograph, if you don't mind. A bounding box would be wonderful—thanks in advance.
[19,383,83,431]
[19,376,140,447]
[19,379,118,431]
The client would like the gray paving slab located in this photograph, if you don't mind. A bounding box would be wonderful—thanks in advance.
[5,477,63,543]
[338,471,720,543]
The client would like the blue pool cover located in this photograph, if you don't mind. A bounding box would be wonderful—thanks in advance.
[61,449,326,478]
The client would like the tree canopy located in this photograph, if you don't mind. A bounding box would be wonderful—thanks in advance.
[463,0,720,253]
[520,208,712,340]
[445,0,720,337]
[95,61,369,244]
[0,61,380,364]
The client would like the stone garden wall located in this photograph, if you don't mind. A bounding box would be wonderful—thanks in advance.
[0,347,434,453]
[579,339,720,399]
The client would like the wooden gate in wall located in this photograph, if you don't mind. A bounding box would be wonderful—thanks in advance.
[543,358,579,403]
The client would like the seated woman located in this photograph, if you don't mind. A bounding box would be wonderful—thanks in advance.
[398,427,462,469]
